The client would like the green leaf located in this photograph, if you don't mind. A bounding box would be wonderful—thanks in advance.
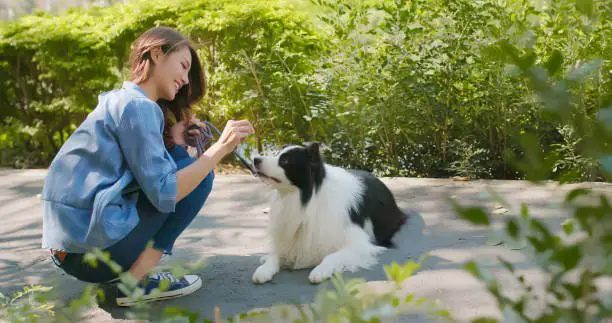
[574,0,594,17]
[561,219,576,235]
[434,309,451,318]
[507,219,520,239]
[512,296,526,315]
[520,203,529,219]
[562,282,582,300]
[464,261,483,279]
[404,295,414,304]
[96,288,106,304]
[451,200,490,226]
[530,218,556,248]
[159,279,170,292]
[384,260,420,284]
[565,188,592,203]
[551,245,581,271]
[462,206,491,226]
[391,297,400,307]
[415,297,427,305]
[82,253,98,268]
[544,50,563,76]
[497,256,515,274]
[527,236,547,253]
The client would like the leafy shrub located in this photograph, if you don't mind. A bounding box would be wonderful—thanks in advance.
[1,0,610,180]
[0,0,323,167]
[1,0,610,322]
[451,0,612,321]
[1,251,450,323]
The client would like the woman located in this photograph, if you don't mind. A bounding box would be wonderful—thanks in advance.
[41,26,254,306]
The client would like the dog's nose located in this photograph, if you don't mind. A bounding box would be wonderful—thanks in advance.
[253,157,262,166]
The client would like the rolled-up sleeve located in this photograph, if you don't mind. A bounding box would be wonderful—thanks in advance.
[116,99,177,213]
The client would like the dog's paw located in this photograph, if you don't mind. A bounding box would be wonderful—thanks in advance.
[252,263,278,284]
[308,263,337,284]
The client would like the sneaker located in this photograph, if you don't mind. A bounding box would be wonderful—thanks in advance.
[116,271,202,306]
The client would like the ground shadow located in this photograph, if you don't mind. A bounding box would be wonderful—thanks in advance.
[95,211,426,321]
[2,171,599,322]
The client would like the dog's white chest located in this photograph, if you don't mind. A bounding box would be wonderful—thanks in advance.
[268,192,348,269]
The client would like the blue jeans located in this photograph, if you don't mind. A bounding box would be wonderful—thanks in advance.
[54,145,214,284]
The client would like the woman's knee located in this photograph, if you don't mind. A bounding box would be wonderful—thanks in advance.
[169,145,192,163]
[196,170,214,196]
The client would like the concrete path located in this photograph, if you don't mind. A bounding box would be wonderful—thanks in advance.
[1,168,610,322]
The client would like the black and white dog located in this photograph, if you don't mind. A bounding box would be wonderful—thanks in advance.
[251,142,408,284]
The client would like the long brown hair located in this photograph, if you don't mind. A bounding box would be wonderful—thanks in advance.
[129,26,205,149]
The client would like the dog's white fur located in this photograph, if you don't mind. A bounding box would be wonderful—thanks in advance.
[252,148,387,284]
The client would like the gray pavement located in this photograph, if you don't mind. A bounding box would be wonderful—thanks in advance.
[1,168,610,322]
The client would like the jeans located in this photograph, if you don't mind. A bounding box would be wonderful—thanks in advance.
[53,145,214,284]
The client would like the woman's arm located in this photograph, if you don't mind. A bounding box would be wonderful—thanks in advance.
[175,119,254,202]
[117,99,254,211]
[174,142,224,202]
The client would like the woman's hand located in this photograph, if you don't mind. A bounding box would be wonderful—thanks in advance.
[176,119,254,202]
[214,120,255,155]
[172,118,254,158]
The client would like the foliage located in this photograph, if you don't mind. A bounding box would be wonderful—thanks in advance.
[302,0,610,179]
[450,0,612,321]
[0,285,55,322]
[0,251,450,322]
[0,0,323,167]
[0,0,609,181]
[1,0,611,322]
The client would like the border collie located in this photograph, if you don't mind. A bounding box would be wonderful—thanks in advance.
[251,142,408,284]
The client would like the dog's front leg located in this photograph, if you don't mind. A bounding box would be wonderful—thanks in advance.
[252,254,280,284]
[308,248,361,284]
[308,228,385,284]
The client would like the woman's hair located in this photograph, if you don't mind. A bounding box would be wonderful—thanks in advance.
[129,26,205,149]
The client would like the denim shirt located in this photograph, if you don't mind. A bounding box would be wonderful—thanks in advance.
[41,81,178,253]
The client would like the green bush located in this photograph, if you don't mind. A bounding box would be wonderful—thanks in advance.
[1,0,609,181]
[0,252,451,322]
[304,0,610,180]
[450,0,612,321]
[0,0,323,167]
[1,0,611,322]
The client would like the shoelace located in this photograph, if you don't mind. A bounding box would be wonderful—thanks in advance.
[186,121,257,176]
[151,271,179,283]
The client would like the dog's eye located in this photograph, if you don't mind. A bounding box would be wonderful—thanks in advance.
[279,158,288,165]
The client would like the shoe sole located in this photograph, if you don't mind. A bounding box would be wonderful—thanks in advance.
[116,276,202,307]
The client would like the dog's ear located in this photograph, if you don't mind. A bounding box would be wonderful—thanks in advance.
[303,141,321,164]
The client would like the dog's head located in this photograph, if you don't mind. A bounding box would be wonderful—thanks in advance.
[253,142,326,197]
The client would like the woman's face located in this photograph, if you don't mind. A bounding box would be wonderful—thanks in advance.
[151,45,192,101]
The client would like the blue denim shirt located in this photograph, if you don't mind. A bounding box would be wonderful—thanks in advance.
[41,81,178,253]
